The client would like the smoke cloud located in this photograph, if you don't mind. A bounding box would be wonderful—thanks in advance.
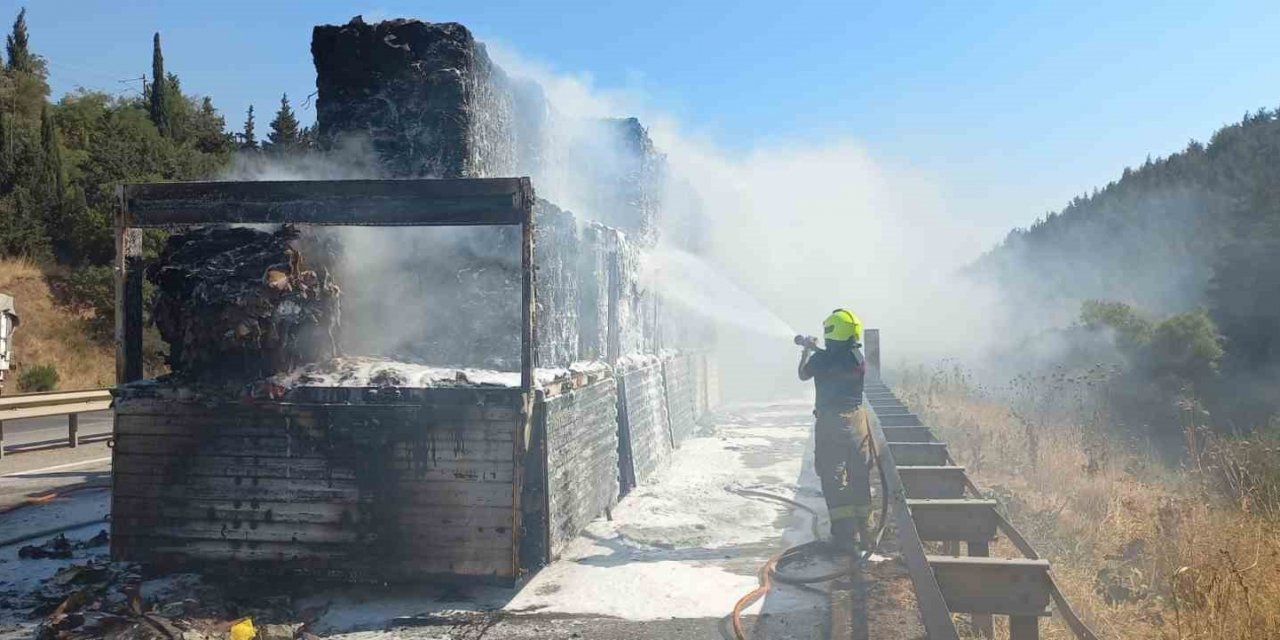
[491,46,1003,397]
[227,32,1009,397]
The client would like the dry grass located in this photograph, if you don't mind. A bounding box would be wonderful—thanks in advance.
[0,259,113,391]
[897,366,1280,640]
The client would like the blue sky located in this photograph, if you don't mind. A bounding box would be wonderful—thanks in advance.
[11,1,1280,243]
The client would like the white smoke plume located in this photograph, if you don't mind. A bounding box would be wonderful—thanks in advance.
[221,35,1007,395]
[490,45,1003,397]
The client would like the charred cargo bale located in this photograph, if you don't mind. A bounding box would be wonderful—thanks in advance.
[147,226,340,382]
[574,223,654,364]
[312,16,542,178]
[589,118,664,245]
[533,201,580,369]
[577,223,613,362]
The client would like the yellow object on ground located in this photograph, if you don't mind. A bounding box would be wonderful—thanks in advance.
[229,618,257,640]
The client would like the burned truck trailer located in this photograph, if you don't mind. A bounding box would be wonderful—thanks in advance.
[113,178,548,582]
[110,178,715,582]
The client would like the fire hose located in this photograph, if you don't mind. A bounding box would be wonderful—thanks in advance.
[725,432,890,640]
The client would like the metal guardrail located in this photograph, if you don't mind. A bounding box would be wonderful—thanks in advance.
[865,385,962,640]
[865,376,1098,640]
[0,389,113,458]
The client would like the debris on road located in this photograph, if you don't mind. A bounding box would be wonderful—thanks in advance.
[17,530,107,560]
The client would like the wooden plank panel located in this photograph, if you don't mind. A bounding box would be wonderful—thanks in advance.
[621,364,673,486]
[663,355,699,446]
[119,539,514,578]
[111,397,523,582]
[881,426,934,443]
[114,453,359,481]
[874,406,912,416]
[898,466,967,499]
[928,555,1052,616]
[114,417,516,444]
[112,474,362,503]
[907,499,999,542]
[114,496,353,526]
[123,178,533,227]
[879,414,924,427]
[395,479,515,509]
[888,442,950,466]
[543,377,620,557]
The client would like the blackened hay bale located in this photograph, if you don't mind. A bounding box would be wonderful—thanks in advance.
[147,225,341,381]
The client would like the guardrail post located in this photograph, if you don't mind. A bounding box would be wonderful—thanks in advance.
[1010,615,1039,640]
[864,328,880,382]
[68,412,79,448]
[968,540,994,638]
[0,419,5,459]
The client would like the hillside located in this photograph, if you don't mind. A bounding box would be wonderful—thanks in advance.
[0,259,113,391]
[973,108,1280,421]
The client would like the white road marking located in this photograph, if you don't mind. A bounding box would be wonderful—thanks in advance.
[2,456,112,478]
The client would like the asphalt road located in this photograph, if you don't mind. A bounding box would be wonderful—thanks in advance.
[0,410,112,452]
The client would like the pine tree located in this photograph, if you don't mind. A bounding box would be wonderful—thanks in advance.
[241,105,257,150]
[149,32,169,136]
[266,93,300,155]
[5,8,32,73]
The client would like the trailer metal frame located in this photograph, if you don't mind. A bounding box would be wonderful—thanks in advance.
[114,177,538,393]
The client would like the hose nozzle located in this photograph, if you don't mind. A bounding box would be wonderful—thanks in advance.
[794,335,819,349]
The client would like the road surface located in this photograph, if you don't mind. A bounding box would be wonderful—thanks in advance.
[0,401,925,639]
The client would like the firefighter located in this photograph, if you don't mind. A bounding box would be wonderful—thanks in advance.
[797,308,871,553]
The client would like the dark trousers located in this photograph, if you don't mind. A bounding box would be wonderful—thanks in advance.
[814,406,872,543]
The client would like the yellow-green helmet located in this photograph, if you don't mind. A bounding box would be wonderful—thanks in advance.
[823,309,862,342]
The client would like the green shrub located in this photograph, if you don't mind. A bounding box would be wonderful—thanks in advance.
[65,265,115,339]
[18,363,59,392]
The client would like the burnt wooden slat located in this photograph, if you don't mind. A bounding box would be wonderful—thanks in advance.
[542,377,620,558]
[122,178,533,227]
[620,363,674,487]
[663,355,699,447]
[120,540,514,579]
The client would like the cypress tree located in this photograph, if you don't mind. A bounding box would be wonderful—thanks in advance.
[241,105,257,150]
[266,93,300,154]
[149,32,169,136]
[1,8,47,123]
[5,8,31,73]
[38,103,68,258]
[38,103,62,204]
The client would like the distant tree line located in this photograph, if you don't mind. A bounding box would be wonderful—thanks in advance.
[975,106,1280,431]
[0,7,310,267]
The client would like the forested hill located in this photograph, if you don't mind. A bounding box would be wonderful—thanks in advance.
[973,107,1280,377]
